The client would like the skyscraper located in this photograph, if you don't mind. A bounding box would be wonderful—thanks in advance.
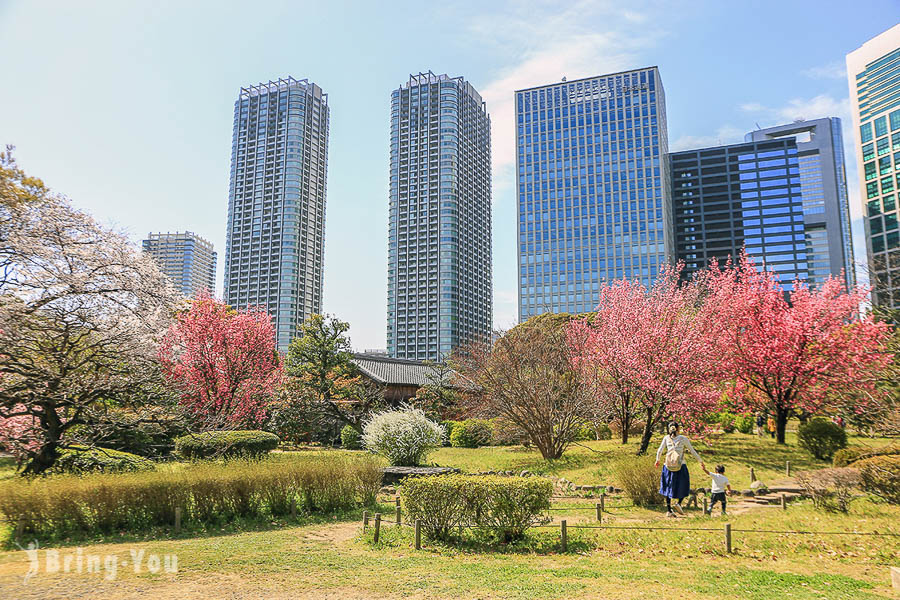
[515,67,669,322]
[670,139,809,288]
[745,118,855,288]
[224,77,329,351]
[386,72,492,361]
[142,231,216,297]
[847,24,900,308]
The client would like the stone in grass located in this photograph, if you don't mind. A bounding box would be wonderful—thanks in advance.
[741,489,756,497]
[750,480,768,492]
[520,470,532,477]
[381,466,459,486]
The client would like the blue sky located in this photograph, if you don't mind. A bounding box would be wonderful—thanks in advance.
[1,1,897,350]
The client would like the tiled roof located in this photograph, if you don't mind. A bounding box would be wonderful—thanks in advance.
[351,354,454,387]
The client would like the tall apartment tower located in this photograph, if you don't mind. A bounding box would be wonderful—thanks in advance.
[515,67,669,322]
[745,118,855,289]
[670,139,809,288]
[847,24,900,308]
[224,77,329,351]
[386,72,492,361]
[142,231,216,297]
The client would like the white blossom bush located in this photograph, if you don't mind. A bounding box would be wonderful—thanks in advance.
[362,406,443,466]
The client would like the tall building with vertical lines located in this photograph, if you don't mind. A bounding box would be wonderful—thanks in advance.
[386,72,492,361]
[515,67,669,322]
[847,24,900,308]
[224,77,329,351]
[142,231,216,297]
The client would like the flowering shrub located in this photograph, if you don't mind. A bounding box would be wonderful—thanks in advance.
[0,406,42,464]
[362,406,442,466]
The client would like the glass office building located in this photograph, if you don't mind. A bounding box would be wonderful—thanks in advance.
[224,77,329,351]
[847,24,900,308]
[142,231,216,297]
[745,118,855,289]
[515,67,669,322]
[670,139,808,288]
[386,72,492,361]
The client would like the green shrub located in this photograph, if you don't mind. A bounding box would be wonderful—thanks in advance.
[0,455,382,537]
[734,413,755,435]
[717,411,736,433]
[340,425,362,450]
[449,419,493,448]
[611,456,660,507]
[362,407,443,466]
[833,443,900,467]
[174,430,279,460]
[856,455,900,504]
[400,474,552,541]
[593,422,613,440]
[49,446,154,475]
[440,421,461,446]
[797,418,847,461]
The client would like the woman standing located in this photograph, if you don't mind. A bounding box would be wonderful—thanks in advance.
[655,421,706,517]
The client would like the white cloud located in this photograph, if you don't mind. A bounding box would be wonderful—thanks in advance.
[740,93,850,124]
[802,61,847,80]
[669,125,745,151]
[493,289,518,330]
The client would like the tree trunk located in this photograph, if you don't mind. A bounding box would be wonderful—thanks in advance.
[621,427,629,445]
[637,407,655,455]
[775,406,790,445]
[21,442,59,476]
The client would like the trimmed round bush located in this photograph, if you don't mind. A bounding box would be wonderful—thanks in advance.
[797,418,847,461]
[49,446,154,475]
[362,406,443,466]
[449,419,493,448]
[174,430,279,460]
[734,413,755,435]
[855,455,900,504]
[400,474,552,541]
[718,411,736,433]
[340,425,362,450]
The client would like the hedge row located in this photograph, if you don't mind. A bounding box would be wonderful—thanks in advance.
[856,455,900,505]
[0,455,382,536]
[174,430,279,459]
[832,443,900,467]
[400,474,552,541]
[49,446,154,475]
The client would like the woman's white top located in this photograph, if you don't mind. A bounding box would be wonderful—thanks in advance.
[655,434,702,468]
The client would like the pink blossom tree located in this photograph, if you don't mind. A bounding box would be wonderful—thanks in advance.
[697,254,894,443]
[158,295,283,429]
[568,268,723,454]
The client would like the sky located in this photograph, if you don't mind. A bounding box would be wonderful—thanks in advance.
[1,0,897,350]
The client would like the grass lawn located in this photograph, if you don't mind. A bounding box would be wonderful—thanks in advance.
[0,431,897,599]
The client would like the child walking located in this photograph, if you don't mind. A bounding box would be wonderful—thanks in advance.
[706,465,732,516]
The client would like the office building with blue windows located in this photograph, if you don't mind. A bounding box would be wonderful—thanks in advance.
[223,77,329,351]
[745,118,855,289]
[847,24,900,308]
[515,67,669,322]
[386,72,492,361]
[142,231,216,298]
[670,139,809,288]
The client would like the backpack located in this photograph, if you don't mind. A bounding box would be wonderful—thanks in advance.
[664,437,682,471]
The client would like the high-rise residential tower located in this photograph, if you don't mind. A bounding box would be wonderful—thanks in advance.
[745,118,855,289]
[847,24,900,308]
[386,72,492,361]
[670,139,809,288]
[142,231,216,297]
[224,77,329,351]
[515,67,669,322]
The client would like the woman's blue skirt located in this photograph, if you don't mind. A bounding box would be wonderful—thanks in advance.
[659,464,690,500]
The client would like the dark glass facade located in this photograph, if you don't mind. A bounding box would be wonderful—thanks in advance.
[670,139,808,288]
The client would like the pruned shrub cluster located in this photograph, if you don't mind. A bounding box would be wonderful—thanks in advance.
[797,418,847,461]
[734,413,755,435]
[611,456,660,507]
[0,455,382,537]
[362,407,443,466]
[717,411,737,433]
[796,468,861,513]
[174,430,280,460]
[832,443,900,467]
[449,419,493,448]
[400,474,552,541]
[856,455,900,505]
[48,446,155,475]
[341,425,362,450]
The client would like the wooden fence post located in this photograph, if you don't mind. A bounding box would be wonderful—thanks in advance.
[703,497,708,515]
[596,502,602,522]
[600,493,605,514]
[781,494,787,511]
[414,519,421,550]
[374,513,381,543]
[560,520,567,553]
[724,523,732,554]
[786,461,791,477]
[750,467,756,482]
[290,497,297,520]
[363,510,369,531]
[174,507,182,534]
[396,504,402,527]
